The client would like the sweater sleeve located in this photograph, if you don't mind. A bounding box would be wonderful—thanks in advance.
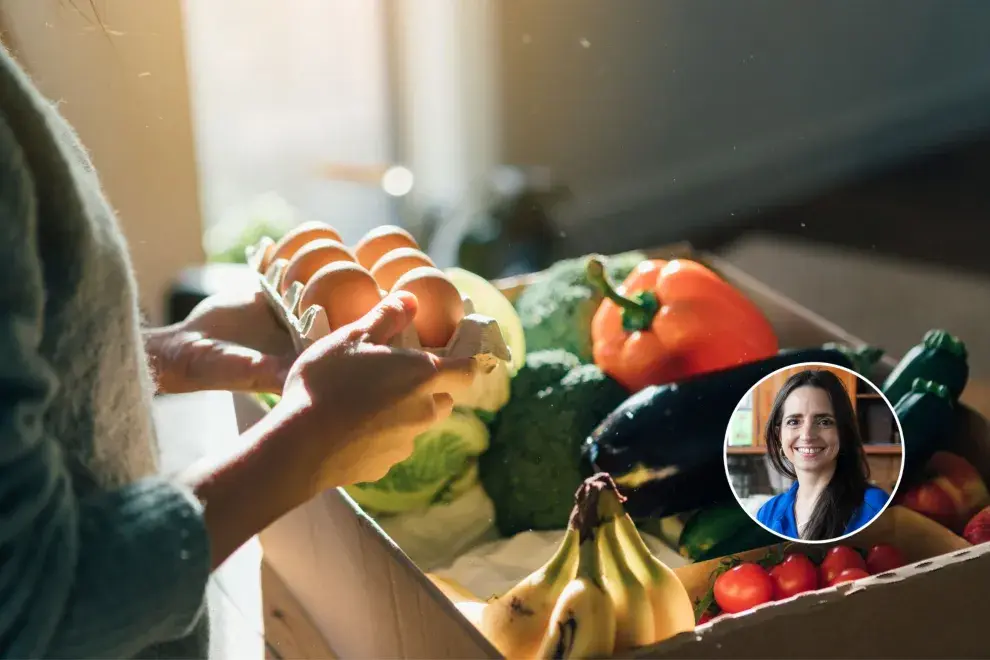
[0,113,212,658]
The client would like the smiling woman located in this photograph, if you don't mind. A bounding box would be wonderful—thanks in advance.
[755,367,892,542]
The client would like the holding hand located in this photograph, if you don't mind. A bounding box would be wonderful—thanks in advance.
[276,290,479,489]
[188,291,482,569]
[147,288,298,395]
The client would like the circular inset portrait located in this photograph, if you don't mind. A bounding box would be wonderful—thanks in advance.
[724,362,903,543]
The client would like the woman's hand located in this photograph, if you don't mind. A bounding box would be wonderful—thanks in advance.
[276,290,478,488]
[146,288,298,395]
[186,291,481,568]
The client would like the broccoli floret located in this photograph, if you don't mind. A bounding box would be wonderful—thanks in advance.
[508,348,582,399]
[515,251,646,362]
[479,349,629,537]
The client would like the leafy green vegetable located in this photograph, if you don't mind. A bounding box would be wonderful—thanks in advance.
[345,409,490,515]
[514,251,646,363]
[479,349,629,536]
[432,462,480,505]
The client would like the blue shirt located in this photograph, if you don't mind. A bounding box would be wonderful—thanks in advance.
[756,482,890,540]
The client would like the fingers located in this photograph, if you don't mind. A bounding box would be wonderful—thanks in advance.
[352,291,419,346]
[432,392,454,420]
[210,346,291,394]
[250,353,294,394]
[420,356,481,398]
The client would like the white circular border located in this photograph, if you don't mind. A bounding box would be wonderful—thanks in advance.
[722,361,906,545]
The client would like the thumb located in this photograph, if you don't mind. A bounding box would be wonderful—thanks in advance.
[355,291,419,345]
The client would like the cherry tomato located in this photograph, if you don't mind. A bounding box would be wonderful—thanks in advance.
[697,611,726,626]
[768,553,819,599]
[713,563,775,614]
[819,545,867,586]
[830,567,870,585]
[865,544,907,575]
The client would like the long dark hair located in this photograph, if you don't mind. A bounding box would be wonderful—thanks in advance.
[764,369,870,541]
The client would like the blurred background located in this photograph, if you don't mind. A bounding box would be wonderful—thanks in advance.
[3,0,990,398]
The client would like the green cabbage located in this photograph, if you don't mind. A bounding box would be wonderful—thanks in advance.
[344,409,490,515]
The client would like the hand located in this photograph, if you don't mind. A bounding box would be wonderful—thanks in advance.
[147,287,298,395]
[275,290,480,488]
[187,291,481,568]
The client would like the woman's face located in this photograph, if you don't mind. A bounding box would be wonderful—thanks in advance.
[779,385,840,474]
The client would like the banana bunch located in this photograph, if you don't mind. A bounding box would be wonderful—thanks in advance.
[440,473,696,659]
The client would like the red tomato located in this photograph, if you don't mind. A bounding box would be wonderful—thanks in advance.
[865,544,907,575]
[713,563,775,614]
[819,545,867,586]
[697,611,726,626]
[768,553,819,599]
[830,567,870,585]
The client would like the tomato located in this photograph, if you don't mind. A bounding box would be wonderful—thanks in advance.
[819,545,867,586]
[713,563,775,614]
[830,567,870,585]
[768,553,819,599]
[865,544,907,575]
[697,611,726,626]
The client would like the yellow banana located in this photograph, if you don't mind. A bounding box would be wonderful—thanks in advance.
[599,517,656,652]
[478,525,580,659]
[427,573,482,605]
[426,573,488,630]
[591,475,695,647]
[614,512,696,643]
[536,532,616,659]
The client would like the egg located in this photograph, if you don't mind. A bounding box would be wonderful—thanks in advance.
[299,261,383,332]
[280,239,356,294]
[369,247,436,292]
[353,225,419,270]
[265,221,344,271]
[391,266,465,348]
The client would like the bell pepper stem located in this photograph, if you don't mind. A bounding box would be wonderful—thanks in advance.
[923,329,968,360]
[910,377,952,400]
[823,342,885,377]
[586,255,658,332]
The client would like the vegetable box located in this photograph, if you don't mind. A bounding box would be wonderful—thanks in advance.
[235,243,990,659]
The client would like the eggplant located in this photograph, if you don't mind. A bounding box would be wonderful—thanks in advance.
[580,345,872,520]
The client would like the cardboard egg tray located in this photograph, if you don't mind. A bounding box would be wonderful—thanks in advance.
[244,236,513,385]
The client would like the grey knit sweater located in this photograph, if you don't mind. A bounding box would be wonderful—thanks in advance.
[0,44,211,658]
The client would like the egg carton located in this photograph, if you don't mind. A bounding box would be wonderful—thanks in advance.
[244,236,512,375]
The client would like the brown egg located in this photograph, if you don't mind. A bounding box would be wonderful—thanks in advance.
[391,266,465,348]
[266,221,344,270]
[353,225,419,270]
[280,239,356,294]
[299,261,383,332]
[370,247,436,292]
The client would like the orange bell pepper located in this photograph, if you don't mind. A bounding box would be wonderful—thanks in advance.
[586,255,779,393]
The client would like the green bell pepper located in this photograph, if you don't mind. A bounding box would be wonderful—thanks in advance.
[894,378,956,485]
[882,329,968,406]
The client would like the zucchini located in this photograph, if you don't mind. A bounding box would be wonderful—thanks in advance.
[895,378,956,485]
[580,345,873,519]
[678,502,781,562]
[882,329,968,406]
